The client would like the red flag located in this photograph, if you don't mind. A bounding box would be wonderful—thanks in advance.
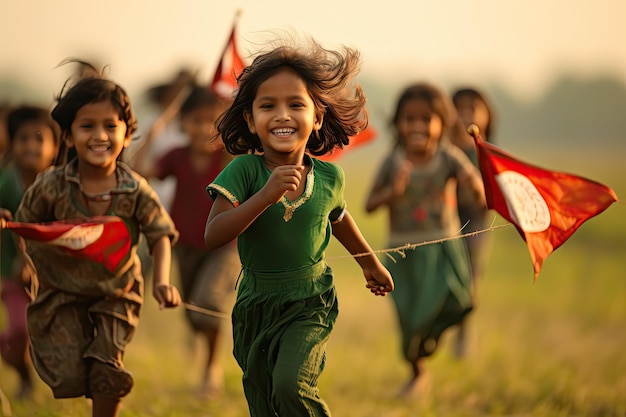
[2,216,132,275]
[316,125,378,162]
[468,126,618,280]
[211,18,246,100]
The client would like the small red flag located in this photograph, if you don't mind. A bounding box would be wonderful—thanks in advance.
[211,18,246,100]
[468,126,618,280]
[3,216,132,275]
[316,125,378,162]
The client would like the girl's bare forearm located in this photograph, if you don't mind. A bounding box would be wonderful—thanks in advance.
[204,193,273,250]
[151,237,172,286]
[332,211,380,269]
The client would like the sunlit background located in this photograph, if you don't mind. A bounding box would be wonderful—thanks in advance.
[2,2,626,415]
[2,0,625,153]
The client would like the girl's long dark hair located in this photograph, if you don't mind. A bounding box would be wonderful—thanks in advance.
[216,36,368,156]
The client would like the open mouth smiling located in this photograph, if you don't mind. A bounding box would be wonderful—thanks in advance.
[89,144,111,152]
[272,128,296,137]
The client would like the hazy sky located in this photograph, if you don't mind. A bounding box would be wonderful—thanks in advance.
[1,0,625,102]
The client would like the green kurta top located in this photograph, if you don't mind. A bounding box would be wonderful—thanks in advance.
[207,154,346,274]
[0,164,26,281]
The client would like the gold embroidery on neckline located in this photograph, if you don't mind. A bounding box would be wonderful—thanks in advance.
[280,167,314,222]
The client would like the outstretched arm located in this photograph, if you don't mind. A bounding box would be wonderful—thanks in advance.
[332,211,393,296]
[458,165,487,208]
[151,236,181,309]
[449,114,476,151]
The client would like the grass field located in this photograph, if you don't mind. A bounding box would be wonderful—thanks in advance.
[1,148,625,417]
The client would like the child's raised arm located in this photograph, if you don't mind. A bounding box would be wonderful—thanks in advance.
[365,160,413,213]
[331,211,393,296]
[151,236,181,309]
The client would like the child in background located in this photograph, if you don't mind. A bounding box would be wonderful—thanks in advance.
[450,87,496,357]
[126,68,196,212]
[124,69,196,274]
[14,62,181,417]
[365,82,485,398]
[0,105,60,399]
[0,104,12,166]
[131,86,239,400]
[204,35,394,416]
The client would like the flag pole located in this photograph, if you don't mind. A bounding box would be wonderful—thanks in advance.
[216,9,243,70]
[466,123,484,144]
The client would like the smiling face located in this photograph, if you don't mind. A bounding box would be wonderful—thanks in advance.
[244,67,323,161]
[66,100,131,172]
[12,121,58,174]
[396,97,443,157]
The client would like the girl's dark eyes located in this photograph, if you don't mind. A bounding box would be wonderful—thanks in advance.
[78,123,119,129]
[257,102,305,109]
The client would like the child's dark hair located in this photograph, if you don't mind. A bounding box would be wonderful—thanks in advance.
[7,105,61,146]
[216,36,368,156]
[180,87,221,118]
[391,82,455,146]
[51,60,137,164]
[451,87,495,141]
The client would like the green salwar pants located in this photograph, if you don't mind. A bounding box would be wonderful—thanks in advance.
[233,261,338,417]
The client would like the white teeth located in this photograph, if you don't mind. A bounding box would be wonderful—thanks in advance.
[90,145,109,152]
[272,128,295,136]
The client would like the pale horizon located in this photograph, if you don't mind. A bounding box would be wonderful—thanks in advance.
[2,0,625,104]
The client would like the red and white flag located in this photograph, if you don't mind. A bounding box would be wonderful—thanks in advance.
[2,216,132,275]
[316,125,378,162]
[468,126,618,280]
[211,17,246,100]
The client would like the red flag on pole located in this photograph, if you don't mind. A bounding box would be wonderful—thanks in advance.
[2,216,132,275]
[211,13,246,100]
[316,125,378,162]
[467,125,618,280]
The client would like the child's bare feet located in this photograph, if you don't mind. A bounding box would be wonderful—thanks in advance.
[198,365,224,401]
[396,368,431,399]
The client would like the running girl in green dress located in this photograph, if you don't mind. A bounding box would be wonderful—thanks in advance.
[204,35,394,417]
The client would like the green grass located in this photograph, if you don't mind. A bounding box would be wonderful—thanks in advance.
[1,149,625,416]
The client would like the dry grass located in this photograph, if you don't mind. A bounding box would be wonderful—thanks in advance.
[1,149,625,416]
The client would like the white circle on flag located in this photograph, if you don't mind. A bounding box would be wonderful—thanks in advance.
[495,171,551,233]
